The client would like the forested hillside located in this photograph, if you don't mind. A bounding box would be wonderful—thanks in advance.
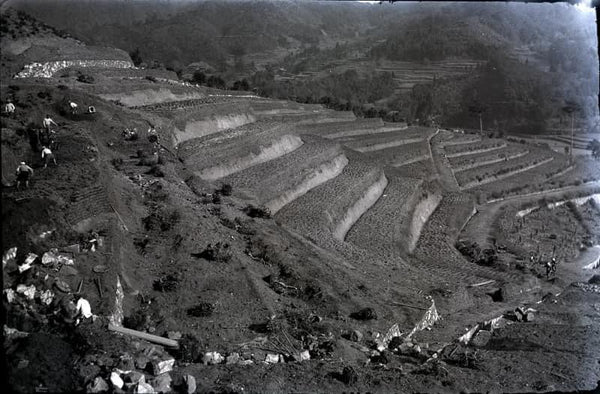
[8,0,598,134]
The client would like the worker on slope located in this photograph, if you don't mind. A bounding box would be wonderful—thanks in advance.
[4,100,15,116]
[546,257,557,279]
[43,114,58,133]
[15,161,34,190]
[41,146,57,168]
[69,100,78,114]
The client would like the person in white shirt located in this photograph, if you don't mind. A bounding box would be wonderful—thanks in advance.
[42,114,58,132]
[41,146,57,168]
[5,100,15,116]
[69,100,78,114]
[15,161,34,190]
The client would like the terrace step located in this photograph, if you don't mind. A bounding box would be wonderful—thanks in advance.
[275,150,387,242]
[450,145,530,172]
[439,133,482,147]
[444,140,507,158]
[414,193,527,285]
[221,135,348,214]
[459,156,555,190]
[345,173,424,256]
[179,122,304,180]
[294,118,385,139]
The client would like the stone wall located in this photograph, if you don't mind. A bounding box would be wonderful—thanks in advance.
[15,59,134,79]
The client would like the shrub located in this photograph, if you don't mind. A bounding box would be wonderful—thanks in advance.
[192,242,231,262]
[77,73,95,84]
[219,183,232,196]
[143,208,180,232]
[243,205,271,218]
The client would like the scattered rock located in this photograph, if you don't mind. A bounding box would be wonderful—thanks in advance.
[202,352,224,365]
[110,371,124,389]
[151,357,175,375]
[39,290,54,305]
[265,353,281,364]
[226,352,240,365]
[350,307,377,321]
[4,288,16,303]
[16,284,36,300]
[296,350,310,362]
[87,377,109,393]
[183,374,196,394]
[471,330,492,347]
[524,312,535,322]
[151,372,172,393]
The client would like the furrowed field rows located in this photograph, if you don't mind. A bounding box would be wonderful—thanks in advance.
[184,132,304,180]
[345,173,423,257]
[293,118,384,138]
[457,152,555,189]
[362,141,430,167]
[440,132,482,146]
[275,150,386,242]
[444,138,507,157]
[221,135,347,214]
[176,120,283,161]
[470,152,574,200]
[450,144,531,172]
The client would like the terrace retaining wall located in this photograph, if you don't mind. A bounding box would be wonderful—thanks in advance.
[408,193,443,253]
[333,171,388,241]
[15,59,134,78]
[197,134,304,180]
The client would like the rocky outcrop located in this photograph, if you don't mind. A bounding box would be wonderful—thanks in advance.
[15,59,134,78]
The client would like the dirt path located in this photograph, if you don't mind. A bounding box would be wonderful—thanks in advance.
[429,129,460,192]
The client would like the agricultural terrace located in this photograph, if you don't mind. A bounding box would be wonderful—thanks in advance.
[221,135,346,213]
[456,148,557,189]
[467,151,575,202]
[335,126,434,153]
[345,173,423,257]
[275,150,385,243]
[362,140,430,167]
[491,199,600,272]
[444,138,506,157]
[449,144,530,172]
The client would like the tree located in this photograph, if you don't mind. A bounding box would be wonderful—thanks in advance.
[129,48,143,67]
[469,102,488,134]
[192,70,206,84]
[562,101,581,162]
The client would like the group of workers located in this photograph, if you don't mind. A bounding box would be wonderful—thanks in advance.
[530,254,558,279]
[14,113,60,190]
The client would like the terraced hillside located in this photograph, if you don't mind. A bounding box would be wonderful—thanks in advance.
[3,9,600,392]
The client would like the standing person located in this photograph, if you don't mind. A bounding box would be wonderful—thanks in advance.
[69,100,78,114]
[43,114,58,133]
[41,146,57,168]
[15,161,34,190]
[4,100,15,116]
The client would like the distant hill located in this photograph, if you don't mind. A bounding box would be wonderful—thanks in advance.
[6,0,598,133]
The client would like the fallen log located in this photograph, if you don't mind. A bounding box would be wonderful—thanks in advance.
[108,323,179,348]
